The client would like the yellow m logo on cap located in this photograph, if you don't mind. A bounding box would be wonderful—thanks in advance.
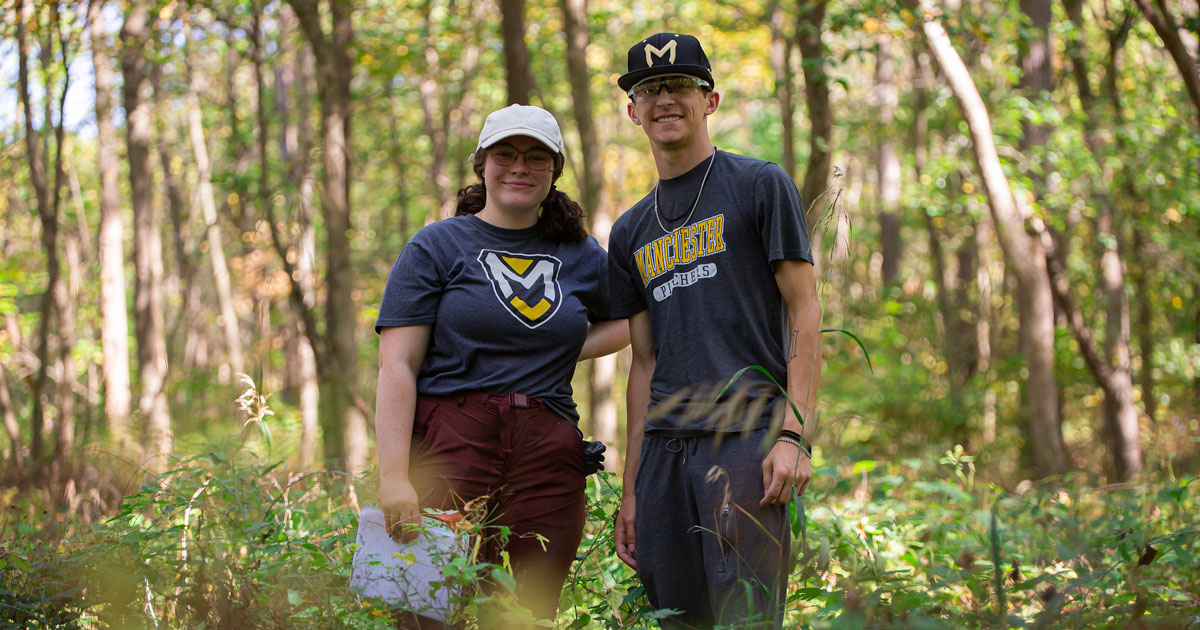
[645,40,677,67]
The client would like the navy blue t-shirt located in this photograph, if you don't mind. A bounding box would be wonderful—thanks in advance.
[376,214,609,424]
[608,150,812,433]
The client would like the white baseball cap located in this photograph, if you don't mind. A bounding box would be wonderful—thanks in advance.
[472,104,565,159]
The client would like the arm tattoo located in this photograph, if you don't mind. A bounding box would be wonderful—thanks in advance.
[787,328,799,362]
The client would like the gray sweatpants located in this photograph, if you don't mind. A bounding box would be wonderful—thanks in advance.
[635,430,790,629]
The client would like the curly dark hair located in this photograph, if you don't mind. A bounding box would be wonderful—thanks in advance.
[455,149,588,243]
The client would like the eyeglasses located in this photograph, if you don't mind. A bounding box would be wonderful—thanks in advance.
[628,76,711,103]
[488,144,556,171]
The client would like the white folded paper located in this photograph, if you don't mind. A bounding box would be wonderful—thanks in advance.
[350,507,468,621]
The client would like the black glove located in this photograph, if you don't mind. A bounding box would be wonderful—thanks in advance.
[583,440,607,475]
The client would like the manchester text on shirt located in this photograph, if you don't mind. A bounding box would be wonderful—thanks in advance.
[633,214,726,286]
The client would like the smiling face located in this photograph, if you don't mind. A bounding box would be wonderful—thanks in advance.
[627,77,719,153]
[481,135,557,216]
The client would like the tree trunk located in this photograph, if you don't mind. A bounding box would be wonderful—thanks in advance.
[875,36,902,285]
[975,219,997,443]
[16,0,53,466]
[1133,225,1156,421]
[1098,206,1140,479]
[289,0,367,473]
[90,0,133,446]
[914,2,1068,477]
[150,61,195,382]
[0,366,22,468]
[1060,2,1143,478]
[1132,0,1200,127]
[54,234,80,480]
[797,0,832,228]
[768,0,797,178]
[278,5,321,468]
[1019,0,1053,148]
[186,73,244,381]
[121,0,173,468]
[501,0,533,105]
[561,0,618,470]
[18,0,72,470]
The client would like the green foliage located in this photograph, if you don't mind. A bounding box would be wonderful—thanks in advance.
[83,455,385,628]
[4,443,1198,629]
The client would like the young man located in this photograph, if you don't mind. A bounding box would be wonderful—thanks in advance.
[608,33,822,628]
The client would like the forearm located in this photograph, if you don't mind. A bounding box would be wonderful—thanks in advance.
[622,357,651,489]
[578,319,631,361]
[775,260,822,438]
[375,359,418,483]
[785,293,821,437]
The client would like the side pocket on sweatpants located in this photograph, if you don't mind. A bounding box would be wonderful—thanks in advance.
[717,500,736,574]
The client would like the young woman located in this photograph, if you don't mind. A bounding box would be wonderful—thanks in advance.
[374,104,627,627]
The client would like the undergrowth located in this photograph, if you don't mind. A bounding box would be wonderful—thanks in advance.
[1,383,1197,628]
[2,446,1197,629]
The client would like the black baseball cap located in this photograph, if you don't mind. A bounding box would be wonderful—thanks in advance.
[618,33,714,92]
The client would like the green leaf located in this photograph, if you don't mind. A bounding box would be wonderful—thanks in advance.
[821,328,874,372]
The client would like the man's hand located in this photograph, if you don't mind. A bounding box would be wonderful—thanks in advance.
[381,476,421,543]
[760,440,812,507]
[615,495,638,569]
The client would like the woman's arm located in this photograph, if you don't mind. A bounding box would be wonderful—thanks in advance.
[375,324,432,542]
[578,319,630,361]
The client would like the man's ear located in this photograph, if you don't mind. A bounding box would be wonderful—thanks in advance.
[627,101,641,125]
[705,90,720,115]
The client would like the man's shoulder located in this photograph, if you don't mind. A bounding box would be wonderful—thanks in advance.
[719,150,787,181]
[611,194,655,240]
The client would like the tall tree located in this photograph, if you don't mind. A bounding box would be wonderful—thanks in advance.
[17,0,71,469]
[875,36,902,285]
[912,0,1068,477]
[561,0,617,470]
[797,0,833,227]
[185,35,245,382]
[274,6,320,468]
[89,0,133,447]
[288,0,368,473]
[1056,0,1143,479]
[501,0,533,104]
[121,0,173,467]
[768,0,797,178]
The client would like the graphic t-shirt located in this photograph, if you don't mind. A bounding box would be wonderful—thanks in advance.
[608,149,812,433]
[376,214,610,424]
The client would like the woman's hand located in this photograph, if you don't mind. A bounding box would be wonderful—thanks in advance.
[381,475,422,543]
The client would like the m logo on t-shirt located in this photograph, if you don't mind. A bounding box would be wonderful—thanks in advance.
[477,250,564,329]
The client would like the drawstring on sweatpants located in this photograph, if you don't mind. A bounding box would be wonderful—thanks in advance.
[664,437,700,464]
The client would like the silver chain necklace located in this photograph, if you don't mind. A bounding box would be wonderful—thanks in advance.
[653,150,716,234]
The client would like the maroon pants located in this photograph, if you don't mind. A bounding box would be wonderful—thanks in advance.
[408,392,587,621]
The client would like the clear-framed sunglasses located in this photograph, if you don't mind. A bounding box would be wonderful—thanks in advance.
[488,144,556,171]
[628,75,711,103]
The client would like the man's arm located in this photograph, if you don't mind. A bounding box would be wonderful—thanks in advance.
[615,310,654,569]
[760,259,821,507]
